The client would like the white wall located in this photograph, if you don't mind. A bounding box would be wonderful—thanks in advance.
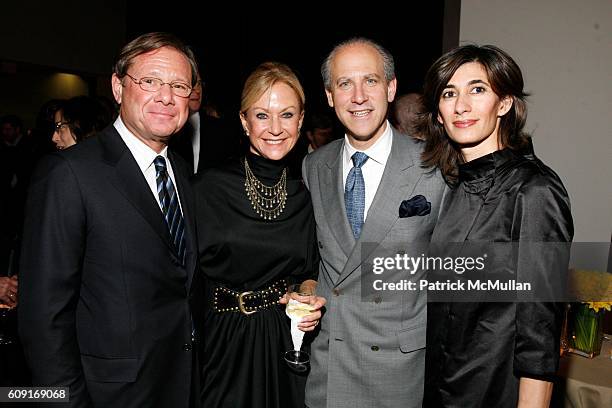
[460,0,612,248]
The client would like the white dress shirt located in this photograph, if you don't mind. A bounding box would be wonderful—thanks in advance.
[113,116,183,213]
[342,120,393,221]
[189,111,201,173]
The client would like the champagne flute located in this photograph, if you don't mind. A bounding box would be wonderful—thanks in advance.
[284,282,315,372]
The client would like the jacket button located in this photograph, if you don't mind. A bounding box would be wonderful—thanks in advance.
[371,345,380,351]
[183,343,192,351]
[332,288,341,296]
[318,241,323,249]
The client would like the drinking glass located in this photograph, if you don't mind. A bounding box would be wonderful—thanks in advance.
[0,305,15,345]
[284,283,316,372]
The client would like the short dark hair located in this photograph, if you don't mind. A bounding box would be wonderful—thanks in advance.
[321,37,395,90]
[0,114,23,130]
[419,44,530,184]
[62,96,113,142]
[304,111,334,132]
[113,32,199,86]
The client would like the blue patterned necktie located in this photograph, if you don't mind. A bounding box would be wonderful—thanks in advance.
[345,151,369,239]
[154,156,186,264]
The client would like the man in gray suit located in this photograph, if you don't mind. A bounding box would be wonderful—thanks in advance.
[302,38,446,408]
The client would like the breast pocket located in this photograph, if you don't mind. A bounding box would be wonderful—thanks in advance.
[385,216,427,242]
[81,355,139,383]
[396,323,426,353]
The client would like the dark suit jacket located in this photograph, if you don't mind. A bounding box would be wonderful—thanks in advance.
[170,112,241,174]
[19,125,200,408]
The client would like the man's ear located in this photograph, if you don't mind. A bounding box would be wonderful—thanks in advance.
[325,89,334,108]
[387,78,397,103]
[111,74,123,105]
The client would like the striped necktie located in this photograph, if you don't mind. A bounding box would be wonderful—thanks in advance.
[154,156,186,264]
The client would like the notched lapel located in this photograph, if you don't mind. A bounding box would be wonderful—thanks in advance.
[101,128,174,251]
[337,131,422,285]
[320,143,354,258]
[113,152,174,248]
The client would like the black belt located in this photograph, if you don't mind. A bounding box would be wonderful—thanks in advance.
[212,279,287,315]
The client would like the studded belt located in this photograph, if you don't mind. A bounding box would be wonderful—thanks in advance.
[212,279,287,315]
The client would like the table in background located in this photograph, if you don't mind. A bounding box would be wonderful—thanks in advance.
[555,336,612,408]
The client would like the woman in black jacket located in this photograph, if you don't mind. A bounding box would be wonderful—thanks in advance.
[419,44,573,408]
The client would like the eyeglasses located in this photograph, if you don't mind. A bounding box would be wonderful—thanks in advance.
[124,73,192,98]
[54,121,70,131]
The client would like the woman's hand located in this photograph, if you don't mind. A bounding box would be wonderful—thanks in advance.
[0,276,18,308]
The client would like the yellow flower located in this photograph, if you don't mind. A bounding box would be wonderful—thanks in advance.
[569,269,612,304]
[586,302,612,312]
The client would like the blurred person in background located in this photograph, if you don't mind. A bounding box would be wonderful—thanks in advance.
[304,110,336,153]
[52,95,113,150]
[0,115,33,274]
[0,114,32,387]
[171,74,239,175]
[391,92,425,139]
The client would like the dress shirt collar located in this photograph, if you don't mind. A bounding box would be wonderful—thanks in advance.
[188,111,200,128]
[114,116,169,173]
[343,120,393,165]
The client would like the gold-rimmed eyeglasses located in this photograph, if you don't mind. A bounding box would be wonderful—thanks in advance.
[123,73,193,98]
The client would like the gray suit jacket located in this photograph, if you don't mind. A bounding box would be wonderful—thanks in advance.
[302,128,446,408]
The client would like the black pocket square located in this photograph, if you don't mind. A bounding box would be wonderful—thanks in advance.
[399,195,431,218]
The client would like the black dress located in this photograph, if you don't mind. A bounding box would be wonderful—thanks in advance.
[193,152,319,408]
[424,142,573,407]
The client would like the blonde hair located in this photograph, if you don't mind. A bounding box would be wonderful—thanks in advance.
[240,62,305,114]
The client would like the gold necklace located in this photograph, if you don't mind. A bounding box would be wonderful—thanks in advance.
[244,157,287,220]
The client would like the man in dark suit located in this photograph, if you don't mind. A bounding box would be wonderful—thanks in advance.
[170,76,240,174]
[19,32,201,407]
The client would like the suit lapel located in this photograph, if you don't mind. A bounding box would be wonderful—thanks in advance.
[320,140,355,259]
[101,127,174,252]
[336,130,422,286]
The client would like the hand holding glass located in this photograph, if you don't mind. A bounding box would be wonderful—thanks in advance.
[0,275,18,345]
[284,283,316,371]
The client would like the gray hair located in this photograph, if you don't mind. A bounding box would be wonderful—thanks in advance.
[321,37,396,90]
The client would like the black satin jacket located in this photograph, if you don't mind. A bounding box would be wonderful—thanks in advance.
[424,141,574,408]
